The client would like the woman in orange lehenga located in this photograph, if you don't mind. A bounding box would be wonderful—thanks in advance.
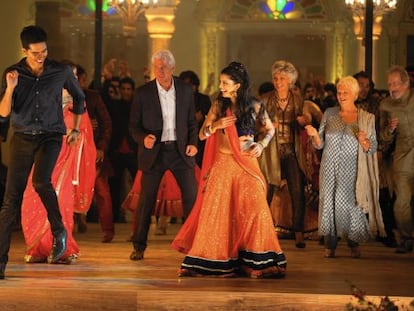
[172,62,286,278]
[21,87,96,264]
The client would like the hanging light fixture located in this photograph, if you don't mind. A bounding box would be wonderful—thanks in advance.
[110,0,159,38]
[345,0,397,40]
[345,0,397,17]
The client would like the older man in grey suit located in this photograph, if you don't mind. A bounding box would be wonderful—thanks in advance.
[379,65,414,254]
[129,50,198,260]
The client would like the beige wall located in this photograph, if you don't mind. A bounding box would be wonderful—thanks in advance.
[0,1,34,71]
[170,0,202,84]
[0,1,34,165]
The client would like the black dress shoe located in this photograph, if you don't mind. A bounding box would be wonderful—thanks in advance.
[49,229,67,263]
[295,242,306,249]
[0,262,6,280]
[130,250,144,261]
[396,239,414,254]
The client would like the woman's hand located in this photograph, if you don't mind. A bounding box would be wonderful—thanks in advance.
[357,131,370,151]
[66,129,80,146]
[96,149,104,163]
[304,125,317,137]
[244,142,264,158]
[305,125,322,149]
[212,115,237,131]
[297,115,308,126]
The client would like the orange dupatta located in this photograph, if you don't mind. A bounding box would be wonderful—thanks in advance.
[172,109,266,254]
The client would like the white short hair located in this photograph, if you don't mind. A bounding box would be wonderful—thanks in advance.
[336,76,359,100]
[152,50,175,69]
[271,60,298,87]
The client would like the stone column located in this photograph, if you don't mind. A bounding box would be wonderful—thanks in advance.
[387,23,399,66]
[145,6,177,77]
[35,1,64,59]
[324,26,335,83]
[200,22,221,94]
[335,23,346,80]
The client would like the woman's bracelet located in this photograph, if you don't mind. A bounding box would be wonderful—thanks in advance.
[257,140,267,149]
[262,133,272,146]
[203,125,212,137]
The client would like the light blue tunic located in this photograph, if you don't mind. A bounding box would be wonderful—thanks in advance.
[316,107,373,242]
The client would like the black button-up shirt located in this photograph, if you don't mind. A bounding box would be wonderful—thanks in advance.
[0,58,85,134]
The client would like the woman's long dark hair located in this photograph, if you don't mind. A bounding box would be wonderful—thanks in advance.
[217,62,262,133]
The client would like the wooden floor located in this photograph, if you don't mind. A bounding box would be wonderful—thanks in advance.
[0,221,413,311]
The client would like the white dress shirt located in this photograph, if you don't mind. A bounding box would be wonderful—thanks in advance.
[156,79,177,142]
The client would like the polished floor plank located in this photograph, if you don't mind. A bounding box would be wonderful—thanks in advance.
[0,222,413,310]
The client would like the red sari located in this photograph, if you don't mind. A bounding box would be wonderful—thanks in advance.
[122,167,201,234]
[123,170,186,218]
[21,103,96,263]
[172,110,286,278]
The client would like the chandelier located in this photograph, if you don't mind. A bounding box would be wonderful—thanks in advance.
[110,0,159,38]
[345,0,397,18]
[345,0,397,40]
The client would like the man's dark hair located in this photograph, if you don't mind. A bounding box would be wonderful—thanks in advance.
[60,59,76,70]
[178,70,200,88]
[76,64,87,77]
[20,25,47,49]
[258,81,274,96]
[405,65,414,73]
[353,70,375,90]
[120,76,135,90]
[324,82,337,96]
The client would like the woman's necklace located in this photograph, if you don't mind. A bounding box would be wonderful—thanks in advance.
[277,93,290,110]
[278,96,289,103]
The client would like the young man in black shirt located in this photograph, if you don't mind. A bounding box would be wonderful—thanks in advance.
[0,25,85,279]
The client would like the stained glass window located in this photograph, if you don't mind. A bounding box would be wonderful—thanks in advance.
[70,0,117,17]
[228,0,326,20]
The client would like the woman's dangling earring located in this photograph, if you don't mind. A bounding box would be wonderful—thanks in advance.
[230,90,237,98]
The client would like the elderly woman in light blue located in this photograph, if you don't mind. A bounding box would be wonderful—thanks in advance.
[305,76,385,258]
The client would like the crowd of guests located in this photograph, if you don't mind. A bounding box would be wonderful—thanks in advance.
[121,52,414,275]
[1,25,414,281]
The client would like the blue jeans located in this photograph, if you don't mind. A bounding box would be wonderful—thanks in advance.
[0,132,63,263]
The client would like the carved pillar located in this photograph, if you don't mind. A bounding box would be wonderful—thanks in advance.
[145,6,177,77]
[387,24,399,66]
[35,1,64,59]
[325,26,335,83]
[335,23,346,80]
[371,16,383,83]
[200,22,221,93]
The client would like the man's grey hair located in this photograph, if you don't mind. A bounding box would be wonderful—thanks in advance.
[152,50,175,69]
[387,65,410,85]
